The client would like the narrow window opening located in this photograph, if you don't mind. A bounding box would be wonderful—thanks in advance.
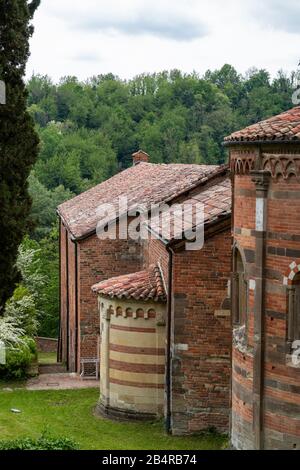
[232,248,247,325]
[288,272,300,349]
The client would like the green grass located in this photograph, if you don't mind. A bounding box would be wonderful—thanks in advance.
[0,379,25,390]
[0,388,227,450]
[38,352,57,364]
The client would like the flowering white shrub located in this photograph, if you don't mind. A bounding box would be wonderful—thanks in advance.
[0,316,24,346]
[0,243,46,345]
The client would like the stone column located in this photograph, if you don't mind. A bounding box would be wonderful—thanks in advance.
[231,272,240,325]
[250,170,270,450]
[287,286,296,352]
[100,303,112,409]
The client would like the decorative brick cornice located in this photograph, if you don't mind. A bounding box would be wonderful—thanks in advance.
[262,154,300,181]
[230,146,300,182]
[230,149,256,175]
[231,149,300,181]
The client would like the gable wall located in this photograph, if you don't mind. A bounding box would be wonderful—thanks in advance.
[170,228,232,434]
[143,237,169,288]
[59,222,78,371]
[78,230,144,365]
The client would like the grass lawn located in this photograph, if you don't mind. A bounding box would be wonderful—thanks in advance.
[0,388,227,450]
[38,352,58,364]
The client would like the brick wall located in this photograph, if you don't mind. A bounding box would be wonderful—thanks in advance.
[78,230,143,368]
[59,221,144,372]
[36,337,58,353]
[143,237,169,287]
[68,235,77,371]
[170,228,232,434]
[231,145,300,450]
[59,223,78,371]
[59,222,68,365]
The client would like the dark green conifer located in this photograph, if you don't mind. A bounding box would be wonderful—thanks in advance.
[0,0,40,311]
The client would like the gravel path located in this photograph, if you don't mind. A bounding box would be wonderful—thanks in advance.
[26,373,99,390]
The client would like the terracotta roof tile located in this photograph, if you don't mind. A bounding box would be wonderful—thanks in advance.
[224,106,300,144]
[147,176,231,241]
[91,264,166,303]
[57,163,226,240]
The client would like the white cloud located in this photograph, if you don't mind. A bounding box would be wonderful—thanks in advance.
[26,0,300,82]
[47,0,208,41]
[249,0,300,33]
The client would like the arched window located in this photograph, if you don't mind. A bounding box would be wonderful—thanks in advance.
[116,307,123,317]
[232,248,247,325]
[287,272,300,347]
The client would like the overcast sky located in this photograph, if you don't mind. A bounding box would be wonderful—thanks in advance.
[27,0,300,82]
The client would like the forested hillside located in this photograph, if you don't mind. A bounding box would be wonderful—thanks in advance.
[24,65,298,337]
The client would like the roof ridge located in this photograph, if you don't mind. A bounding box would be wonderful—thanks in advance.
[164,164,229,206]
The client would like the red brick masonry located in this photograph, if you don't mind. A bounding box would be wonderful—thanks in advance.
[36,337,58,353]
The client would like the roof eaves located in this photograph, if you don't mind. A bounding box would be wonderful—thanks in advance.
[223,139,300,147]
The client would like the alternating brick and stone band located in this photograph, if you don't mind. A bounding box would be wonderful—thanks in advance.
[225,106,300,450]
[92,265,167,420]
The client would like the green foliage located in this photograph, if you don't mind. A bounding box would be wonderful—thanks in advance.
[16,241,46,301]
[11,234,60,338]
[0,337,37,379]
[34,122,118,194]
[0,433,78,450]
[35,229,60,338]
[5,285,38,337]
[27,67,297,174]
[0,0,40,310]
[0,317,24,346]
[28,173,73,240]
[1,240,47,344]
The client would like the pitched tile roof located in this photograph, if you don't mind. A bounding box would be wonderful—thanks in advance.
[224,106,300,144]
[147,176,231,242]
[91,264,166,303]
[57,162,226,240]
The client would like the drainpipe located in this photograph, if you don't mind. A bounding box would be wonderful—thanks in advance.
[165,245,174,434]
[58,218,62,363]
[75,242,79,373]
[250,168,270,450]
[66,231,70,371]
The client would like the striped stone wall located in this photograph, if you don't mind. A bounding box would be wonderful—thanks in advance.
[98,297,166,419]
[231,145,300,450]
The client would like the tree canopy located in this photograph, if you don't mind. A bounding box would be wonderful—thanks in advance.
[27,67,298,181]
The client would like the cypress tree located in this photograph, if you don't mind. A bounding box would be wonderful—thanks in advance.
[0,0,40,311]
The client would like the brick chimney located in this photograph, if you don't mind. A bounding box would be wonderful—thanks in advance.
[132,150,149,166]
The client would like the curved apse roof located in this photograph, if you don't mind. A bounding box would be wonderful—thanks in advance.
[224,106,300,145]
